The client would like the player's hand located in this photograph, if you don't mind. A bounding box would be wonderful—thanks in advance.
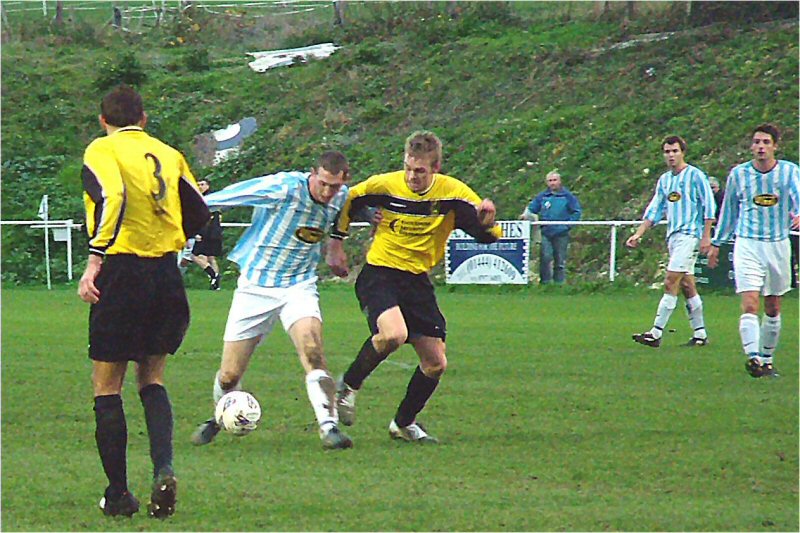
[195,234,203,242]
[792,214,800,230]
[78,255,103,304]
[706,246,720,269]
[371,208,383,226]
[699,236,712,255]
[326,239,349,278]
[625,234,641,248]
[478,199,496,227]
[369,208,383,237]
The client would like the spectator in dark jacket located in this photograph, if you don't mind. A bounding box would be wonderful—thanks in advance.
[520,171,582,284]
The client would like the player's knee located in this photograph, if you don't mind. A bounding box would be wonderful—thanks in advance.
[422,358,447,379]
[218,369,242,391]
[377,329,407,353]
[764,300,780,316]
[303,343,326,369]
[387,335,407,353]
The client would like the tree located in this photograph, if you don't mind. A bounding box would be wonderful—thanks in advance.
[333,1,345,26]
[54,0,64,26]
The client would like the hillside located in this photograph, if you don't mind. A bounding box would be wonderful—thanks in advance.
[1,1,798,285]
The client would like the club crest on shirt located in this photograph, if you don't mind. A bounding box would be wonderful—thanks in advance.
[753,193,779,207]
[295,226,324,244]
[668,191,681,202]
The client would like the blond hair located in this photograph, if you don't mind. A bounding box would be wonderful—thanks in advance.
[405,130,442,167]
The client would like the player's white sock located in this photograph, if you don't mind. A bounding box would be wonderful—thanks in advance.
[213,370,241,404]
[650,293,678,339]
[305,369,337,430]
[739,313,760,358]
[685,295,707,339]
[760,314,781,363]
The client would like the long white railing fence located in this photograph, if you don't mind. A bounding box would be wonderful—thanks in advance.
[3,219,797,288]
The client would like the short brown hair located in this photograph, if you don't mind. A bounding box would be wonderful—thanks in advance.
[317,150,349,180]
[753,123,780,144]
[662,135,687,153]
[405,131,442,167]
[101,85,144,127]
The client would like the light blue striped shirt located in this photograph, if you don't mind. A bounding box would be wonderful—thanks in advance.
[712,160,800,245]
[642,164,715,240]
[205,171,348,288]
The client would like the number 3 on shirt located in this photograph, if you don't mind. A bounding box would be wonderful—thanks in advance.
[145,153,167,214]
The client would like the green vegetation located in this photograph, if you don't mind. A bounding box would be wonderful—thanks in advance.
[2,286,798,531]
[1,2,798,284]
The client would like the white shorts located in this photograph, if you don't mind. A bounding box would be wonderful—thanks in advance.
[667,232,700,274]
[223,276,321,342]
[733,237,791,296]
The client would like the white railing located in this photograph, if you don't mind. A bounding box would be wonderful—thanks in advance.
[527,220,655,282]
[1,219,81,288]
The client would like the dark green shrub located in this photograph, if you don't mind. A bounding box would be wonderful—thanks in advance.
[183,47,210,72]
[94,51,147,91]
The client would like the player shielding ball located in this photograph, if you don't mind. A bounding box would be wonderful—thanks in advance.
[707,123,800,378]
[190,151,354,450]
[326,131,501,443]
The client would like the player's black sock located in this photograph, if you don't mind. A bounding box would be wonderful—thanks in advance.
[343,337,388,389]
[139,384,173,478]
[394,366,439,427]
[94,394,128,497]
[203,266,217,280]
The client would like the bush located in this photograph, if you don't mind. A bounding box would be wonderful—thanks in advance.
[94,51,147,91]
[183,47,210,72]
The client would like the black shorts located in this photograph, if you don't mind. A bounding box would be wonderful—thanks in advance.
[354,264,446,341]
[191,237,222,257]
[89,254,190,362]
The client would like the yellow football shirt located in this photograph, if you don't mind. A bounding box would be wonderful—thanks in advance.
[82,127,207,257]
[333,170,501,274]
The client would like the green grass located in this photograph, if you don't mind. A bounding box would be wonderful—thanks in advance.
[2,285,798,531]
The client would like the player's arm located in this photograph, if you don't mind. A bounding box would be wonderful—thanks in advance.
[627,180,663,248]
[708,172,739,267]
[697,173,716,254]
[626,219,653,248]
[82,142,125,258]
[177,154,211,239]
[710,172,738,248]
[453,184,501,243]
[326,180,372,277]
[204,174,290,210]
[789,165,800,230]
[78,142,125,303]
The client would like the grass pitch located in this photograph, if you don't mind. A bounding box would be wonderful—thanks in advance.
[2,285,797,531]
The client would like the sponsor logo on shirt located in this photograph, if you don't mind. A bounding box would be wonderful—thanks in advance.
[753,193,779,207]
[295,227,325,244]
[668,191,682,202]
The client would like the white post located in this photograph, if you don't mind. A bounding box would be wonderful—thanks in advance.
[609,224,617,282]
[43,198,52,290]
[66,219,74,281]
[42,0,47,16]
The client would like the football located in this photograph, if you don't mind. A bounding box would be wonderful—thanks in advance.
[215,391,262,436]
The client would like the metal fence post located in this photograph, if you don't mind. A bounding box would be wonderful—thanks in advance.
[609,224,617,282]
[66,219,73,281]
